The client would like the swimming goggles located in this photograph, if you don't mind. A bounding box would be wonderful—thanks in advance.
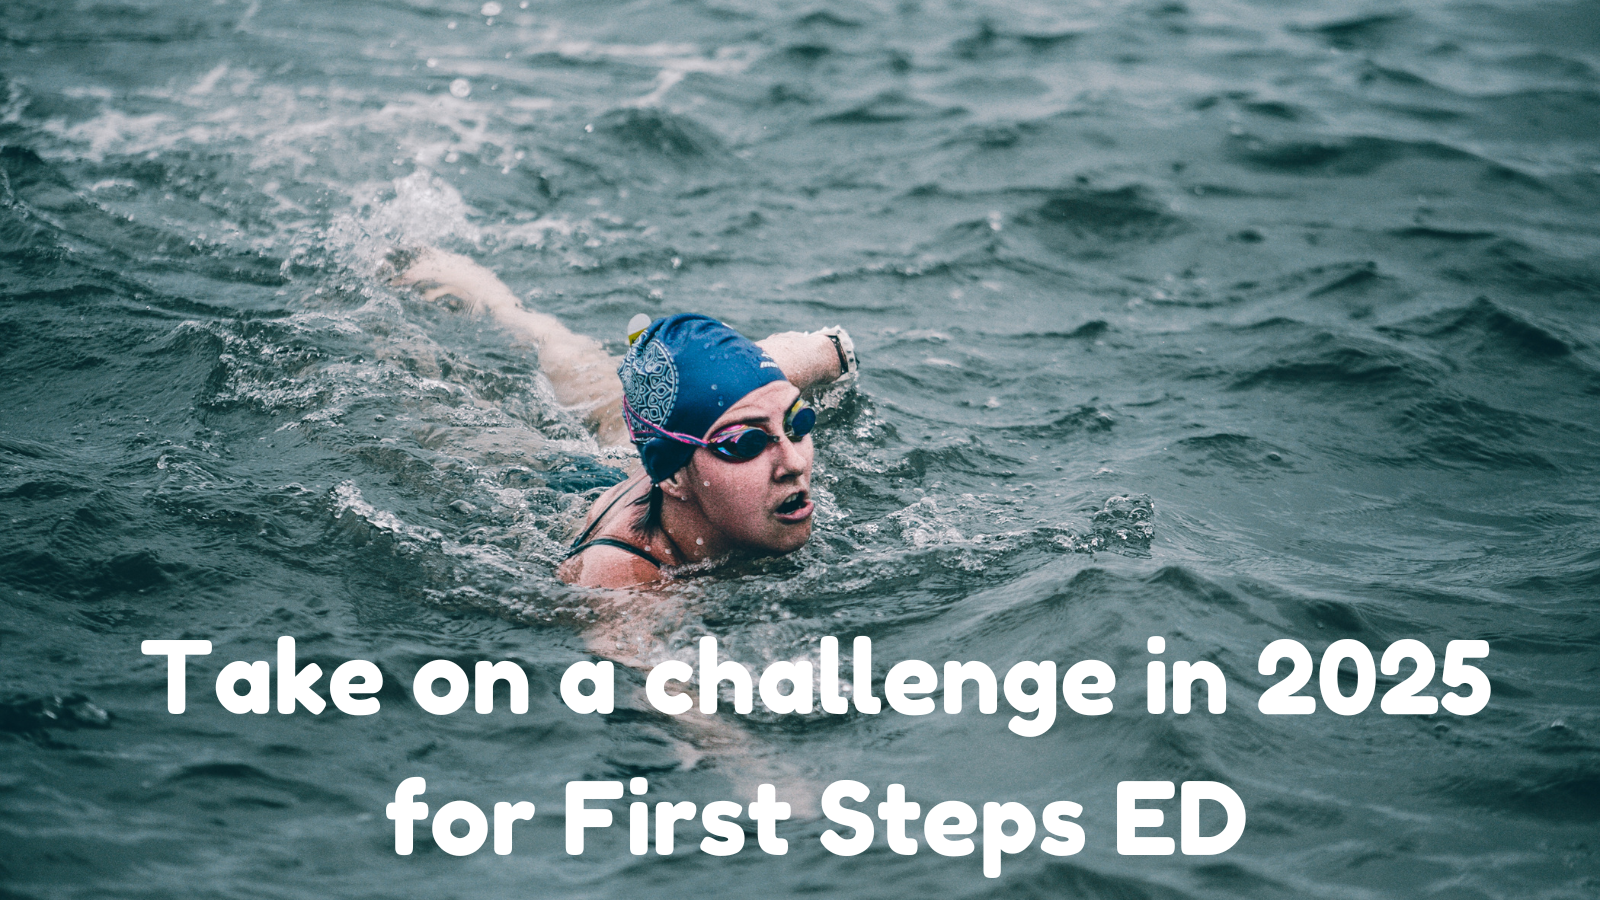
[624,397,816,462]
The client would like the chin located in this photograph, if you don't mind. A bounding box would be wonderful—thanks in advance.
[749,522,812,557]
[772,522,814,554]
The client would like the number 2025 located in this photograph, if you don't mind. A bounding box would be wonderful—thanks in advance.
[1257,639,1489,716]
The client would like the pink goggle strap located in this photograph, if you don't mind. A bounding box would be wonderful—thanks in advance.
[622,396,710,447]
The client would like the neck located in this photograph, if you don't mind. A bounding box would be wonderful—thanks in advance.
[656,491,729,566]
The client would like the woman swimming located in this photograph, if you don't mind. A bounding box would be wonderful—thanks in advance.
[398,249,851,800]
[393,248,857,590]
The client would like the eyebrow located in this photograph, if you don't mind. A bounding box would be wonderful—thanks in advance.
[710,390,800,433]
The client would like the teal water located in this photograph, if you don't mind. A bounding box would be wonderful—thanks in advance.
[2,0,1599,897]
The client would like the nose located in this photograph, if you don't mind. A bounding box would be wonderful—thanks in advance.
[771,431,809,481]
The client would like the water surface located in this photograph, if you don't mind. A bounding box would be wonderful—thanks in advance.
[2,0,1599,897]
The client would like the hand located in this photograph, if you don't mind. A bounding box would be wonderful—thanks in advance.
[388,247,518,315]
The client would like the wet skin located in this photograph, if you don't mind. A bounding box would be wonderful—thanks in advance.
[559,380,814,588]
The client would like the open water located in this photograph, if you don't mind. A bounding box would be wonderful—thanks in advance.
[3,0,1599,897]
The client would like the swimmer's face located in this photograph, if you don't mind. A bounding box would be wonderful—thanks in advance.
[677,380,814,556]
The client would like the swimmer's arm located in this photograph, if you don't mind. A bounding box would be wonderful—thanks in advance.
[755,331,850,393]
[394,248,629,445]
[395,248,854,441]
[482,303,628,445]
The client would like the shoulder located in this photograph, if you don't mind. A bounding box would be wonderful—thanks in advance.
[560,474,667,588]
[558,543,663,588]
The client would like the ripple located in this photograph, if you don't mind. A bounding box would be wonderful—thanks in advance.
[1014,185,1187,258]
[1379,297,1579,361]
[0,693,112,738]
[813,90,965,124]
[1229,332,1436,392]
[1226,133,1477,176]
[592,107,727,161]
[1291,13,1413,51]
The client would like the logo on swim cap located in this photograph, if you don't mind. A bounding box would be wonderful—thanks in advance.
[619,336,678,428]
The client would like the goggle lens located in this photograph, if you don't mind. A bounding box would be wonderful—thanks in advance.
[787,404,817,442]
[705,400,815,462]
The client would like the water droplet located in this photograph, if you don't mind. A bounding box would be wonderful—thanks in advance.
[480,1,502,14]
[696,538,703,545]
[449,79,471,98]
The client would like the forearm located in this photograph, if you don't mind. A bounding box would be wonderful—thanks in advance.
[757,329,854,392]
[474,305,629,443]
[395,248,629,443]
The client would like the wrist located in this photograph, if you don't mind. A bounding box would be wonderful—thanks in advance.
[814,326,857,385]
[812,325,864,389]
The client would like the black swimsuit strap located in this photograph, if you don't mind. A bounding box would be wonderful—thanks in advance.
[566,479,665,570]
[570,482,639,548]
[565,536,663,568]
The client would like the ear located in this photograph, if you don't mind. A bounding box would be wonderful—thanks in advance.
[657,468,692,502]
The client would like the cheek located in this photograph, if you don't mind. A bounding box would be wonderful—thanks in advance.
[687,451,815,548]
[692,462,766,517]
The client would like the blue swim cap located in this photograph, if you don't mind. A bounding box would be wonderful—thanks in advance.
[618,313,787,482]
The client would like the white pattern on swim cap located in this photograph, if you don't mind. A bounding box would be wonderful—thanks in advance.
[620,337,678,427]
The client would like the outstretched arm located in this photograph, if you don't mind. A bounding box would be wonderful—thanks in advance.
[393,248,852,446]
[395,248,632,445]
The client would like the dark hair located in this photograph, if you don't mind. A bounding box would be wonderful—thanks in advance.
[631,483,664,535]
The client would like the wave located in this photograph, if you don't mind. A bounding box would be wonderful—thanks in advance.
[1477,88,1600,140]
[1214,262,1399,309]
[814,90,965,124]
[948,20,1083,61]
[1439,761,1600,822]
[1173,433,1293,477]
[1442,240,1600,299]
[1290,13,1412,51]
[1238,99,1311,122]
[0,543,235,603]
[160,761,363,812]
[1389,396,1562,471]
[793,10,863,29]
[0,693,112,739]
[1378,297,1578,361]
[592,107,727,162]
[1228,331,1437,393]
[1226,133,1477,176]
[1013,185,1187,258]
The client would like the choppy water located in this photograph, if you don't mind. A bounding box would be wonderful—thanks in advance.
[3,0,1599,896]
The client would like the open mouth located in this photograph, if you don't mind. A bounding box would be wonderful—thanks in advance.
[774,491,811,518]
